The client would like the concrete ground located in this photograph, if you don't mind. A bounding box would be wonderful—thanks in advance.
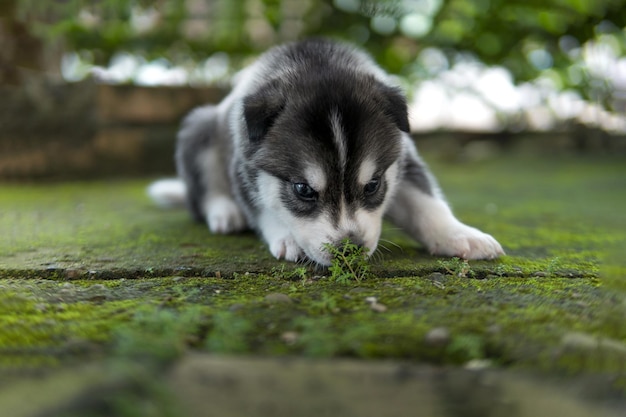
[1,152,625,416]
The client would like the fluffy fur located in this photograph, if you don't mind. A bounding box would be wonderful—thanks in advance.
[149,39,504,266]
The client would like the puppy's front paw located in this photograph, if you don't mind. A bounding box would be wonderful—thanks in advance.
[206,197,247,234]
[269,235,304,262]
[428,223,505,260]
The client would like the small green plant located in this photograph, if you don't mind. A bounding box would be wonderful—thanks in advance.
[271,265,309,281]
[437,257,475,278]
[293,266,308,280]
[324,239,370,284]
[546,257,563,275]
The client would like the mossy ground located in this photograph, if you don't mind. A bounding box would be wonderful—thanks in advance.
[1,153,625,416]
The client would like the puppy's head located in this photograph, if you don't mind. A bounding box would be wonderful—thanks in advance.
[243,72,408,265]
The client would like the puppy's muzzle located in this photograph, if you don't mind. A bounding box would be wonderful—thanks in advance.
[331,234,367,252]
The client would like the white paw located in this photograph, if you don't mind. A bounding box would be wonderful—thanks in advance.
[269,235,304,262]
[206,197,247,234]
[147,179,186,208]
[427,223,505,260]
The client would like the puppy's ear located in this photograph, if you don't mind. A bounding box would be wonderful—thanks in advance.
[382,86,410,133]
[243,80,286,142]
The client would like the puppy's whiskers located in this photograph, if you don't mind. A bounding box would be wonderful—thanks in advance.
[379,238,403,253]
[370,247,386,264]
[299,256,324,272]
[377,242,392,254]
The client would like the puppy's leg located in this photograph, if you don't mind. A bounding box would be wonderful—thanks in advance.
[251,172,305,262]
[386,136,504,260]
[257,210,305,262]
[176,105,247,234]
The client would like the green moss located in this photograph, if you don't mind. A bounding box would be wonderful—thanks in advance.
[0,154,624,383]
[2,155,624,280]
[0,270,622,377]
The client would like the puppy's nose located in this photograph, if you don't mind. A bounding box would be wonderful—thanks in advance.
[340,233,365,249]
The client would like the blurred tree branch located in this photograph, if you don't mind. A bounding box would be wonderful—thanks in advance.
[3,0,625,112]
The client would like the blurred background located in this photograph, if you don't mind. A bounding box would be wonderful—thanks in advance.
[1,0,625,179]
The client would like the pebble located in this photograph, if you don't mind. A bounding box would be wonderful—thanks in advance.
[64,269,83,279]
[370,302,387,313]
[556,269,581,278]
[264,293,293,304]
[561,332,626,354]
[364,296,387,312]
[89,284,107,291]
[425,327,451,347]
[428,272,445,281]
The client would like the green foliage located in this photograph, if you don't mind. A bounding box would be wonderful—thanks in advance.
[324,238,371,284]
[437,257,476,278]
[12,0,626,91]
[270,264,309,281]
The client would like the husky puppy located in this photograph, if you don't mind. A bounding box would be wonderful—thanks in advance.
[149,39,504,266]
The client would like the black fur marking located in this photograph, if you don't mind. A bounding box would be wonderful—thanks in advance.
[401,153,433,196]
[379,85,410,133]
[175,110,213,223]
[243,79,286,144]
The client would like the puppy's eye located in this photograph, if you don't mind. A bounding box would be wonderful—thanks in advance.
[364,178,380,196]
[293,183,318,201]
